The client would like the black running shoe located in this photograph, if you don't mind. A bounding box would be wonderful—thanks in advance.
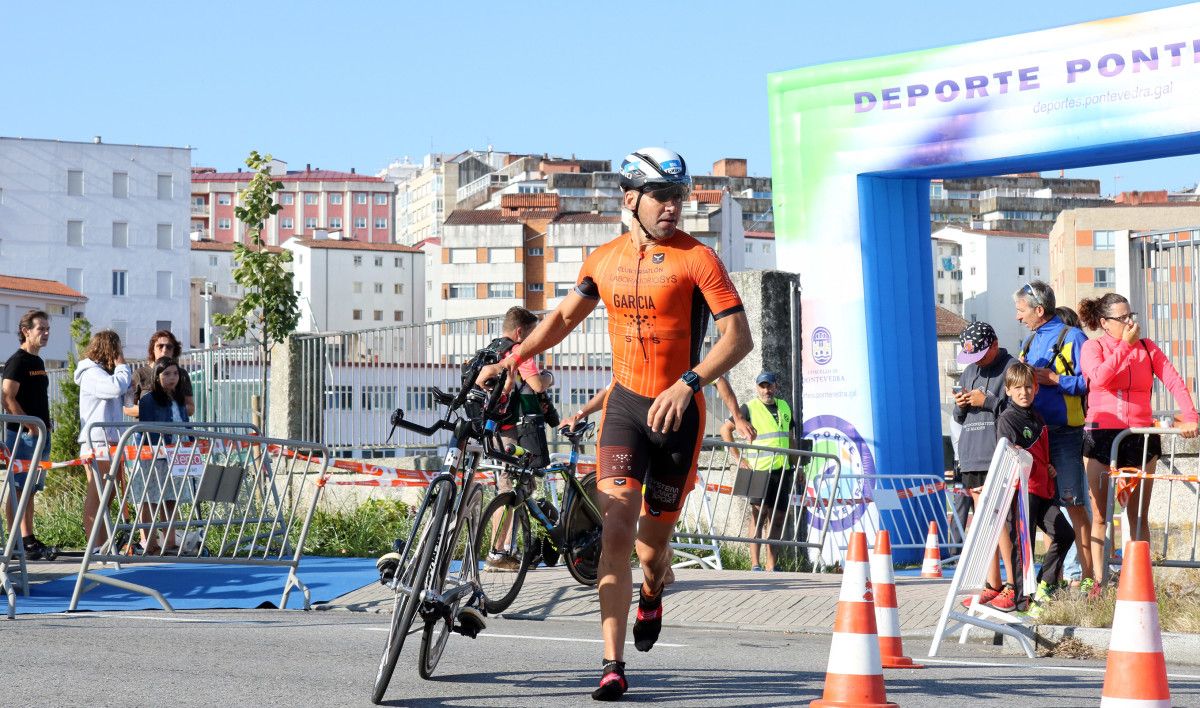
[591,660,627,701]
[632,586,663,653]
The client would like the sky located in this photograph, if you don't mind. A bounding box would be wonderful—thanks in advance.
[4,0,1198,195]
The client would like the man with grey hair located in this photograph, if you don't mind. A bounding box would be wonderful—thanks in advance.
[1013,280,1093,596]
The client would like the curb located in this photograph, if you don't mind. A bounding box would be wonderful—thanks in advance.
[921,622,1200,667]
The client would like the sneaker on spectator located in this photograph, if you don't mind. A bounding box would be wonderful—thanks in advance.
[961,583,1000,609]
[1034,580,1054,604]
[987,584,1017,612]
[484,551,520,572]
[1026,601,1045,620]
[1078,577,1096,598]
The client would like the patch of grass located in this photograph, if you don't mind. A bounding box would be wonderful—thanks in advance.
[1035,569,1200,633]
[303,498,413,558]
[31,471,88,550]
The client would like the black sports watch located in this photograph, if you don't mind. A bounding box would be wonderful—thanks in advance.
[680,370,702,393]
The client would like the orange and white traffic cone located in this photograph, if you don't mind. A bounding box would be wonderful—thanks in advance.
[870,530,923,669]
[1101,540,1170,707]
[810,531,898,708]
[920,520,943,579]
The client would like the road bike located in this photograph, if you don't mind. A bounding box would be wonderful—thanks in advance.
[371,344,528,704]
[473,420,604,614]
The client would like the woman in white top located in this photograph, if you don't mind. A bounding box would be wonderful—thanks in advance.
[74,330,131,547]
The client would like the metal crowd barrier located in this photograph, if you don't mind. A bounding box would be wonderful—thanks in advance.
[1102,426,1196,582]
[671,438,841,570]
[0,415,48,619]
[69,422,329,612]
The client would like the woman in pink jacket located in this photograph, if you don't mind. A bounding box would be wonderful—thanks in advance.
[1079,293,1199,580]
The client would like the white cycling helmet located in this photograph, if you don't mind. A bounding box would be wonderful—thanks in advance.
[618,147,692,192]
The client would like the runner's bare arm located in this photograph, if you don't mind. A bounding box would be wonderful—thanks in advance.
[714,376,756,441]
[647,311,753,434]
[475,291,599,388]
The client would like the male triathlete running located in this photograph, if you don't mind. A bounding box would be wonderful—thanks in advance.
[477,147,752,701]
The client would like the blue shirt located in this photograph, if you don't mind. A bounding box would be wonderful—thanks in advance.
[1020,316,1088,427]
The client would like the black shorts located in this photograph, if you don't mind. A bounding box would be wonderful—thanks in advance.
[597,382,705,523]
[1083,427,1162,469]
[961,470,988,491]
[734,466,796,508]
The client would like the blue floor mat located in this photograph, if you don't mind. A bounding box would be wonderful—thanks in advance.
[11,556,378,615]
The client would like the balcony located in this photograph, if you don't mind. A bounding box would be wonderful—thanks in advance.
[191,203,210,216]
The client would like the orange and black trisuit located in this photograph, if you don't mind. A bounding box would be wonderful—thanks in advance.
[574,229,743,523]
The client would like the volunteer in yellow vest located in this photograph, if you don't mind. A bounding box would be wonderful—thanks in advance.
[720,371,796,571]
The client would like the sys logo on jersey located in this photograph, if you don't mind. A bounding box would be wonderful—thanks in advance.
[812,327,833,366]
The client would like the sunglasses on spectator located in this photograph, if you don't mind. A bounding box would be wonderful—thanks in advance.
[1019,282,1044,308]
[643,184,689,202]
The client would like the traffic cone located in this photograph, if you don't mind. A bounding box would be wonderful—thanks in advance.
[870,531,923,669]
[810,531,898,708]
[920,521,943,579]
[1100,540,1170,707]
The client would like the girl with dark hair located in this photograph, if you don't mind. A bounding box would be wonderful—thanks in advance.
[1078,293,1199,584]
[133,357,192,553]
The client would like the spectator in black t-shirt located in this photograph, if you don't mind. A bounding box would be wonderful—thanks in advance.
[1,310,53,559]
[122,329,195,418]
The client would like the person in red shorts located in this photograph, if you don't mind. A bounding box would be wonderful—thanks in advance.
[478,146,752,701]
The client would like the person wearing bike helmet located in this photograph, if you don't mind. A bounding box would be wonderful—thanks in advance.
[477,146,753,701]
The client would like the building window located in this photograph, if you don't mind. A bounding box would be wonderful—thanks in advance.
[157,174,173,200]
[1094,230,1116,251]
[112,222,129,248]
[113,172,128,198]
[218,218,232,230]
[325,385,353,409]
[353,282,363,294]
[353,256,363,266]
[937,271,944,280]
[1018,242,1025,253]
[157,224,172,250]
[554,283,573,297]
[394,310,404,322]
[487,248,515,264]
[373,310,383,321]
[570,388,600,406]
[281,193,295,205]
[217,194,232,206]
[329,217,343,229]
[555,247,583,264]
[361,385,398,411]
[304,217,317,229]
[67,169,84,196]
[209,256,218,267]
[374,218,388,229]
[304,193,318,205]
[352,309,362,320]
[527,247,543,257]
[330,193,343,205]
[406,386,435,411]
[112,270,127,296]
[745,243,753,253]
[157,271,172,298]
[1094,268,1115,289]
[354,217,367,229]
[394,283,403,294]
[1018,266,1026,276]
[281,217,294,230]
[375,194,388,205]
[488,283,515,298]
[449,284,475,299]
[67,220,83,246]
[528,283,544,293]
[450,248,478,264]
[355,193,368,205]
[374,256,383,267]
[394,257,403,267]
[374,283,383,294]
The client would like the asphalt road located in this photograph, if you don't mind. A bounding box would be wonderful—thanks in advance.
[7,609,1200,707]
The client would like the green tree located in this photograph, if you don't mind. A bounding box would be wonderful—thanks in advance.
[49,317,91,476]
[211,151,300,433]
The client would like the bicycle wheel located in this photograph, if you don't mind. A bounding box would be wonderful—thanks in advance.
[371,481,450,704]
[418,482,484,679]
[472,491,532,614]
[563,471,603,587]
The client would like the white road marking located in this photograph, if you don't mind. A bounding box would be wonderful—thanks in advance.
[41,612,273,625]
[362,627,685,647]
[922,658,1200,680]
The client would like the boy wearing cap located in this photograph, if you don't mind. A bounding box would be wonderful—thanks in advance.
[952,321,1020,611]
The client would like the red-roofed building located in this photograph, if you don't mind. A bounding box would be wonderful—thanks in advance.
[0,274,88,367]
[191,160,395,246]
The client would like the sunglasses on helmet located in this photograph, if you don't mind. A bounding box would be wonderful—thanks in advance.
[643,184,689,202]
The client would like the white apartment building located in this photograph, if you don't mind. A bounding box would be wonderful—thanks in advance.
[931,237,964,313]
[283,234,424,333]
[743,231,777,271]
[436,211,528,321]
[933,225,1049,351]
[0,276,88,368]
[0,136,192,349]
